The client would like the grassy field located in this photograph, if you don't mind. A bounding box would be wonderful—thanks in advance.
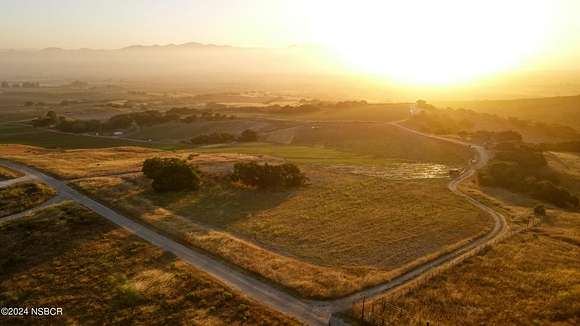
[0,182,56,217]
[546,151,580,193]
[292,123,471,166]
[0,144,286,180]
[352,178,580,325]
[73,167,490,299]
[365,215,580,325]
[0,202,299,325]
[0,123,182,150]
[194,142,391,166]
[0,143,411,180]
[0,165,23,180]
[127,119,294,142]
[0,143,488,298]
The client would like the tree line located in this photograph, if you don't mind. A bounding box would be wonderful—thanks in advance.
[478,142,579,209]
[31,108,237,134]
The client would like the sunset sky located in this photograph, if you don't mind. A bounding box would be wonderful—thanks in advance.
[2,0,579,84]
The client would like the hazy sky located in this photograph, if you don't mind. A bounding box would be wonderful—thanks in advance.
[2,0,577,50]
[0,0,311,49]
[1,0,579,83]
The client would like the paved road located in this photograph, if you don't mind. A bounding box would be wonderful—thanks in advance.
[0,122,507,325]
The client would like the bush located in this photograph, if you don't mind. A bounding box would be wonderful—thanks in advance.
[480,162,579,209]
[238,129,258,142]
[142,158,201,192]
[232,162,307,189]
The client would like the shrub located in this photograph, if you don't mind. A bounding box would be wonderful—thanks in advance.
[478,158,578,209]
[232,162,307,189]
[531,180,579,209]
[238,129,258,142]
[534,205,546,217]
[142,158,201,192]
[495,148,547,168]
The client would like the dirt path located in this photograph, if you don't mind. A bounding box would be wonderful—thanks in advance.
[0,121,508,325]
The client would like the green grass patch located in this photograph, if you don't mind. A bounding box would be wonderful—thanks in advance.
[194,142,392,166]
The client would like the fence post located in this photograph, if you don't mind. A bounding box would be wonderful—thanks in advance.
[370,301,375,325]
[361,296,366,322]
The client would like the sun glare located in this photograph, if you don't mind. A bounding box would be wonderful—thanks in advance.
[306,0,553,85]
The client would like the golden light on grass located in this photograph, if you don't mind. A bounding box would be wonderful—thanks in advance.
[307,0,554,85]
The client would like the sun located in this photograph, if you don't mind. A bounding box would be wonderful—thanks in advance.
[305,0,553,85]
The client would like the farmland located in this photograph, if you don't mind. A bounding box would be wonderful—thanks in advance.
[0,202,299,325]
[72,164,490,298]
[0,123,182,150]
[0,119,491,300]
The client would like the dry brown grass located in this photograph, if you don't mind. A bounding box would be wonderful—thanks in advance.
[0,165,23,180]
[0,202,299,325]
[0,182,56,217]
[354,181,580,325]
[0,144,281,180]
[546,151,580,194]
[72,167,491,299]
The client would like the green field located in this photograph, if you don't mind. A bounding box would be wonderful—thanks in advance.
[0,123,183,150]
[194,142,390,165]
[127,119,294,141]
[293,123,471,166]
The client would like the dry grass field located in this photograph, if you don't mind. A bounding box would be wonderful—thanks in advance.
[0,182,56,217]
[353,179,580,325]
[0,143,491,299]
[366,214,579,325]
[546,151,580,193]
[0,145,282,180]
[0,202,299,326]
[72,166,490,299]
[0,165,23,180]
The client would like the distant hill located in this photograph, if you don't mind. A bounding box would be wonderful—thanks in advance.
[436,95,580,129]
[121,42,234,51]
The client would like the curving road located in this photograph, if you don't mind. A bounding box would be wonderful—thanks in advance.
[0,121,507,325]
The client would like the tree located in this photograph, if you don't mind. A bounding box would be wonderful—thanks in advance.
[238,129,258,142]
[232,162,307,189]
[142,158,201,192]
